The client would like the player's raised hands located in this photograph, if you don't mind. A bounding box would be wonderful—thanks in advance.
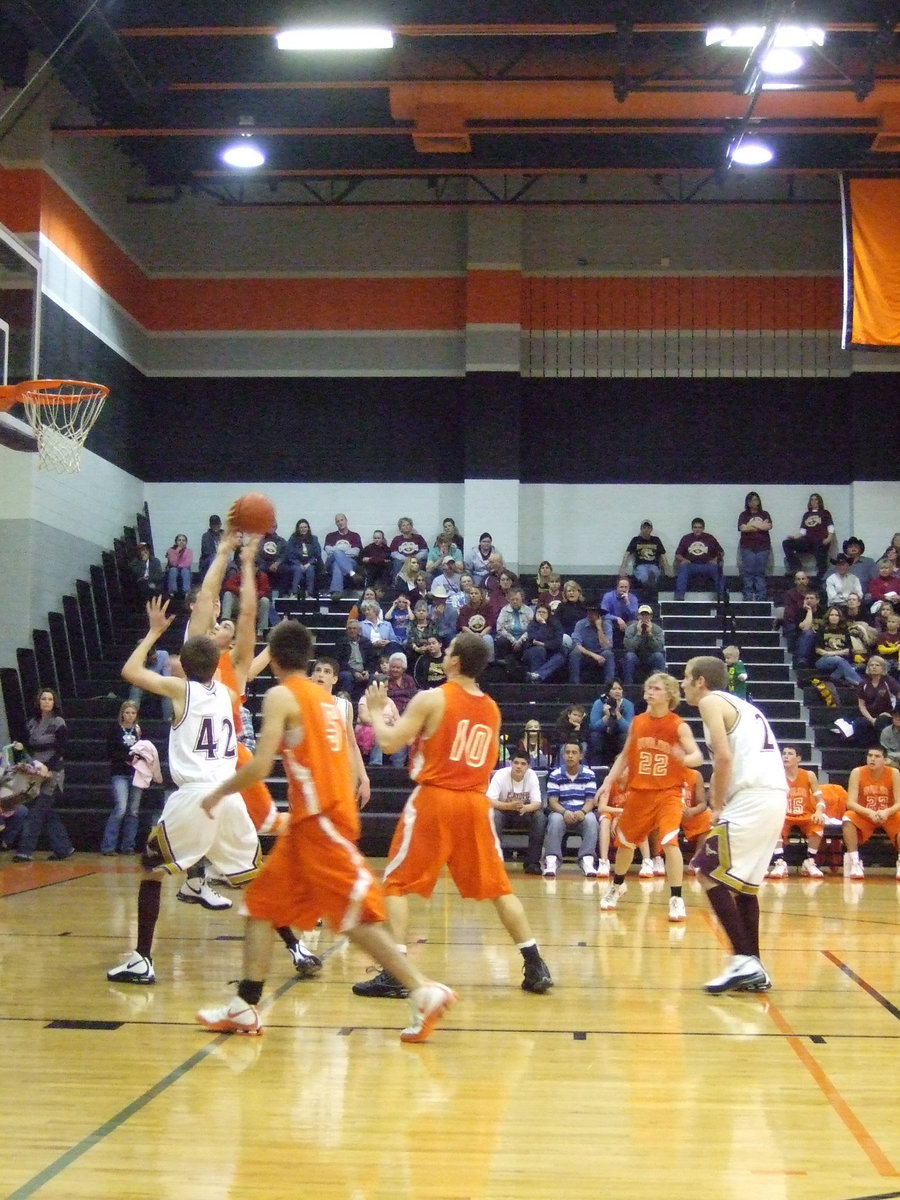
[240,534,261,564]
[146,595,175,635]
[365,680,389,715]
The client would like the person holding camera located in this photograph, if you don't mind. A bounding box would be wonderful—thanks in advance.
[588,678,635,766]
[623,605,666,685]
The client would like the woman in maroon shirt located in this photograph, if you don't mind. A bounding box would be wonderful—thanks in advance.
[782,492,834,579]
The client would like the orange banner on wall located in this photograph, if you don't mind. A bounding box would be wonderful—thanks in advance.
[842,176,900,348]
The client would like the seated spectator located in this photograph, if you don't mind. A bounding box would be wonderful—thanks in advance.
[813,605,864,690]
[673,518,724,600]
[427,585,460,644]
[523,603,566,683]
[285,519,322,598]
[359,529,393,593]
[220,554,272,635]
[459,586,496,659]
[386,651,418,719]
[389,517,428,576]
[356,689,405,767]
[465,531,497,586]
[352,587,384,621]
[541,743,599,878]
[825,554,863,609]
[359,601,402,657]
[736,492,772,602]
[845,594,878,665]
[537,573,563,614]
[568,607,614,685]
[601,577,639,674]
[832,656,900,745]
[394,555,428,602]
[532,560,554,601]
[488,567,518,624]
[793,589,823,667]
[518,719,552,770]
[164,533,194,599]
[435,516,464,555]
[323,512,363,599]
[623,604,666,684]
[256,524,292,600]
[880,709,900,768]
[429,557,466,606]
[588,679,634,766]
[780,570,815,654]
[198,514,222,578]
[883,533,900,562]
[619,520,671,599]
[782,492,835,578]
[842,537,877,594]
[385,593,413,645]
[866,558,900,614]
[723,644,748,698]
[876,611,900,674]
[482,552,507,606]
[425,534,463,579]
[413,636,447,689]
[556,580,588,641]
[335,617,379,698]
[555,704,589,760]
[487,752,547,876]
[406,600,439,657]
[130,542,164,604]
[494,587,534,662]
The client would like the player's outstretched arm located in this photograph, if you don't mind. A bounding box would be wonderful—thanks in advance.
[677,719,704,770]
[189,529,241,638]
[122,598,185,704]
[365,682,441,754]
[232,535,262,679]
[201,685,294,816]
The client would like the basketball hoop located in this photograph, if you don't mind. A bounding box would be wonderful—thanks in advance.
[0,379,108,472]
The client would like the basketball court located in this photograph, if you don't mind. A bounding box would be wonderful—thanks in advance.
[2,858,899,1199]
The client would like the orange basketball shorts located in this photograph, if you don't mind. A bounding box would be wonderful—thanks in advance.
[843,809,900,846]
[681,808,714,843]
[618,786,684,848]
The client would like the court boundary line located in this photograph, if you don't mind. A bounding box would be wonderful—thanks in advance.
[823,950,900,1021]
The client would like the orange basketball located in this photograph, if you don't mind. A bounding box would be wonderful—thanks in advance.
[228,492,276,535]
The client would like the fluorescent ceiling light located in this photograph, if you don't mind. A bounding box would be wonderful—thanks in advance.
[221,142,265,169]
[761,81,803,90]
[729,140,774,166]
[761,47,804,73]
[276,26,394,51]
[706,24,824,49]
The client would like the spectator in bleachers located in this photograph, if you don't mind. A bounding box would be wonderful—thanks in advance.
[723,645,749,699]
[359,529,392,593]
[427,585,459,644]
[356,688,405,767]
[130,542,164,605]
[880,710,900,767]
[12,688,74,863]
[429,556,465,606]
[220,552,272,636]
[284,518,322,599]
[541,743,599,878]
[737,492,773,602]
[406,600,439,657]
[435,516,464,555]
[588,679,634,766]
[568,606,613,685]
[673,517,724,600]
[425,533,462,579]
[465,532,497,586]
[128,641,173,722]
[876,611,900,673]
[412,636,447,689]
[782,492,835,579]
[101,701,143,856]
[554,704,588,759]
[164,533,194,600]
[842,537,877,594]
[832,656,900,745]
[557,580,588,641]
[601,577,639,675]
[359,601,402,657]
[793,590,823,667]
[323,512,363,599]
[487,752,546,876]
[385,651,417,734]
[619,520,671,599]
[335,617,379,699]
[494,586,534,663]
[813,606,864,688]
[882,533,900,562]
[532,560,554,601]
[255,524,291,602]
[842,746,900,880]
[385,593,413,645]
[825,554,863,609]
[781,569,813,656]
[518,719,552,770]
[459,586,496,661]
[198,514,222,577]
[537,572,563,614]
[488,567,518,624]
[389,517,428,576]
[523,603,566,683]
[623,604,666,685]
[866,558,900,614]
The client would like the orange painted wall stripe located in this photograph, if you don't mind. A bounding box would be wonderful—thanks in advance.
[0,165,43,233]
[466,269,522,325]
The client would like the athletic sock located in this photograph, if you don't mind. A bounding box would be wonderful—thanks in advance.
[734,892,761,959]
[613,873,626,886]
[705,883,753,957]
[670,885,682,898]
[275,925,297,949]
[136,878,162,959]
[237,979,264,1006]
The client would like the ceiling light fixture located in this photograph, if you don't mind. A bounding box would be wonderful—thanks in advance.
[221,142,265,169]
[276,27,394,51]
[761,47,804,73]
[706,24,824,49]
[729,139,774,166]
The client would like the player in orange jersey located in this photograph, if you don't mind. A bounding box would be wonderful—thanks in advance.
[765,746,826,879]
[195,620,454,1043]
[353,630,553,999]
[842,746,900,880]
[596,673,703,922]
[680,767,713,870]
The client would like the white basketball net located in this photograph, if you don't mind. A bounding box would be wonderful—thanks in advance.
[21,381,109,473]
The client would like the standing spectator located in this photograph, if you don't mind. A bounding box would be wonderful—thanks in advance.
[737,491,772,602]
[541,743,599,878]
[130,542,163,605]
[360,529,393,593]
[465,532,497,586]
[198,515,222,577]
[782,492,835,579]
[623,604,666,685]
[523,603,566,683]
[12,688,74,862]
[101,701,143,855]
[389,517,428,576]
[487,753,546,875]
[673,518,724,600]
[323,512,364,599]
[284,518,322,599]
[588,679,634,766]
[164,533,194,599]
[619,520,671,599]
[723,645,749,699]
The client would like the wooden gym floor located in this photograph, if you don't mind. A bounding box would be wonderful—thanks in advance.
[2,855,900,1200]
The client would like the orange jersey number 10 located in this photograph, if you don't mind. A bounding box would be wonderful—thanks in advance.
[449,720,493,769]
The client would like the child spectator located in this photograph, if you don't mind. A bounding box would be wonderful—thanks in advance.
[723,645,749,698]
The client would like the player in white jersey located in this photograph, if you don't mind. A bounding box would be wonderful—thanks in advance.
[680,656,787,995]
[107,597,260,985]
